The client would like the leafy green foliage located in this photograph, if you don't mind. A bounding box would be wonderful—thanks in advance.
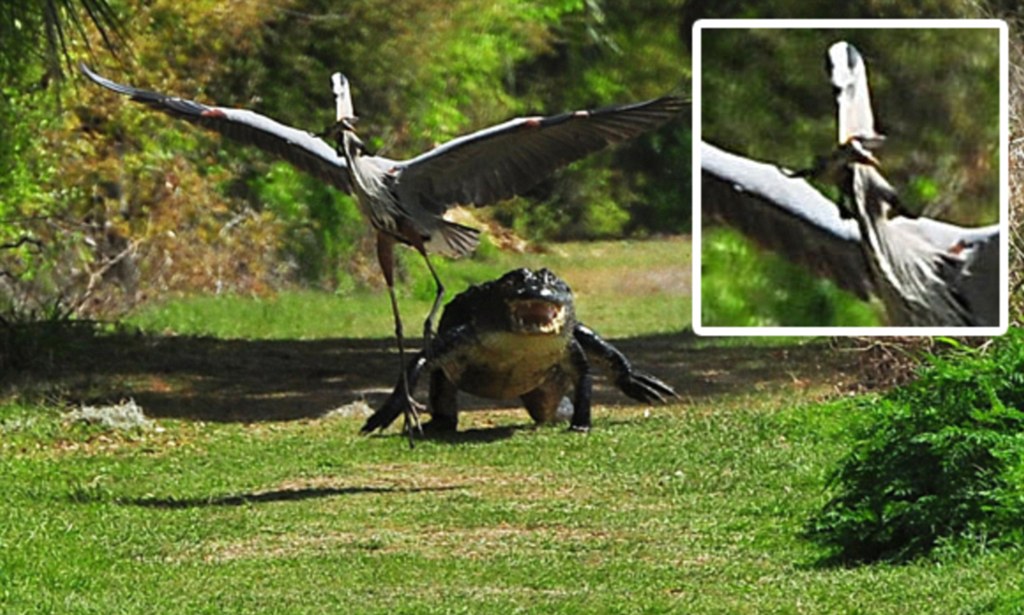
[247,164,365,286]
[700,228,880,327]
[0,0,127,83]
[807,330,1024,563]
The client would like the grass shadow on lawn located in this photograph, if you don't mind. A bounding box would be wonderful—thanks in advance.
[363,424,523,445]
[3,325,861,423]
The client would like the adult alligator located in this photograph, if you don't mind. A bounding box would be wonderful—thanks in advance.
[361,268,676,434]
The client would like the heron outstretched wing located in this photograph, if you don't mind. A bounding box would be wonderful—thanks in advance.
[827,41,882,147]
[954,229,1000,325]
[701,141,1000,326]
[701,141,873,300]
[396,96,687,210]
[80,63,352,193]
[889,216,1001,325]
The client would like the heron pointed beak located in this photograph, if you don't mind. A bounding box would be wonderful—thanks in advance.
[318,117,359,145]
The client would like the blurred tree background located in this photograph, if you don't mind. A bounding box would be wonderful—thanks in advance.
[1,0,1021,333]
[699,24,1003,327]
[0,0,689,323]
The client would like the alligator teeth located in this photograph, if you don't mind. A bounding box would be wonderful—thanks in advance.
[510,300,566,334]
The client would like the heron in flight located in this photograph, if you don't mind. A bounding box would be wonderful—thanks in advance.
[81,64,686,436]
[702,41,999,327]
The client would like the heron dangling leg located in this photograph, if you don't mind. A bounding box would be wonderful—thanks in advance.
[413,244,446,356]
[376,231,424,446]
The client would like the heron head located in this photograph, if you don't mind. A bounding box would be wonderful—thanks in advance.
[332,71,357,130]
[826,41,882,148]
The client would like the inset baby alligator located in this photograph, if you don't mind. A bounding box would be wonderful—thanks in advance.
[361,268,676,434]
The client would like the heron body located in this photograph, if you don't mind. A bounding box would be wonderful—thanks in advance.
[827,41,986,327]
[81,63,685,436]
[850,164,975,326]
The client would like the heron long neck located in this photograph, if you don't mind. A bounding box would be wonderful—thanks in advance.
[339,128,397,233]
[341,130,365,164]
[849,164,909,318]
[340,130,373,193]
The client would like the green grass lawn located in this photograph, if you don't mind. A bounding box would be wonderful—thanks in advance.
[2,237,1022,613]
[3,396,1022,613]
[126,237,691,340]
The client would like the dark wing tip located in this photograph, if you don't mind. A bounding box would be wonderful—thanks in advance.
[80,63,214,119]
[360,409,397,434]
[651,94,691,112]
[619,94,689,116]
[80,62,132,95]
[80,62,168,104]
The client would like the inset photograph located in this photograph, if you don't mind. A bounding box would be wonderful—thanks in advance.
[694,21,1007,335]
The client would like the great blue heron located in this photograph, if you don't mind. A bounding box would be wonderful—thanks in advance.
[701,41,1000,328]
[81,64,686,435]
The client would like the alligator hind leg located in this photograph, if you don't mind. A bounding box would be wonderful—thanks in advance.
[521,372,572,425]
[425,370,459,432]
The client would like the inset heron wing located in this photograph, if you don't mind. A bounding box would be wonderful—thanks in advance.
[700,141,873,300]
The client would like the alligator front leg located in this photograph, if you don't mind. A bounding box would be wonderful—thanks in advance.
[573,325,677,403]
[426,369,459,432]
[567,339,592,432]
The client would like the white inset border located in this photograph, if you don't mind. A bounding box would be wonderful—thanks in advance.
[692,19,1009,337]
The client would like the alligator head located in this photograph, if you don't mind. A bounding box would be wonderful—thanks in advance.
[440,267,576,338]
[495,268,574,335]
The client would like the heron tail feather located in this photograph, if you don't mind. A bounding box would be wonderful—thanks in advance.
[431,221,480,258]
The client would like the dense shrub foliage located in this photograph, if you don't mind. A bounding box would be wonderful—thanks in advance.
[808,331,1024,563]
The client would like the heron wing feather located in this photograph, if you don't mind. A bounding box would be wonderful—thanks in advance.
[80,63,352,193]
[396,96,687,210]
[700,141,874,300]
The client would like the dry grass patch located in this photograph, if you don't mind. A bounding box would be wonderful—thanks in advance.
[194,523,635,564]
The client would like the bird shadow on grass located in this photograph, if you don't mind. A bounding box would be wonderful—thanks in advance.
[71,484,463,509]
[364,424,522,445]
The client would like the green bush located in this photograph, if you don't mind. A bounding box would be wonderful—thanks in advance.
[807,330,1024,563]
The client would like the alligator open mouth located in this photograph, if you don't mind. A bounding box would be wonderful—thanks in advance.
[509,299,567,334]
